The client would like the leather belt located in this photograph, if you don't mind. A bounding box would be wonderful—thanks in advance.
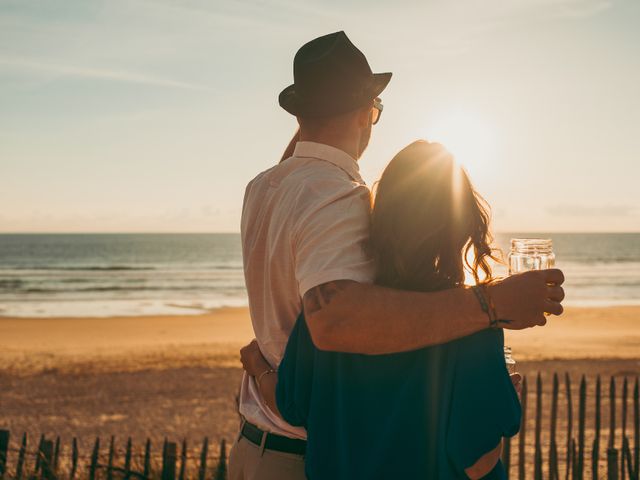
[241,420,306,455]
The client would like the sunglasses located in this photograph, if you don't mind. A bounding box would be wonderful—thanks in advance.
[372,98,383,125]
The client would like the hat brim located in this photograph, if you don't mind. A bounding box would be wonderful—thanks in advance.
[279,72,392,118]
[370,71,393,99]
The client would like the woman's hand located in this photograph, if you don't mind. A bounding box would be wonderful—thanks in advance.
[240,340,283,419]
[240,339,272,377]
[510,373,523,395]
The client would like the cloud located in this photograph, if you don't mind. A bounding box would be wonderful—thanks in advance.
[546,204,638,218]
[535,0,613,18]
[473,0,613,18]
[0,57,213,92]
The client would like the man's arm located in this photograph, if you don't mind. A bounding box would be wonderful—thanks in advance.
[303,269,565,354]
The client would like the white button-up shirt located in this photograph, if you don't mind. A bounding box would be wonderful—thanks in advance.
[239,141,375,438]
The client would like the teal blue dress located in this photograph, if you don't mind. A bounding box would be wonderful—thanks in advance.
[276,314,521,479]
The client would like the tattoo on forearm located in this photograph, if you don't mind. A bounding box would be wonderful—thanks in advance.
[303,281,349,316]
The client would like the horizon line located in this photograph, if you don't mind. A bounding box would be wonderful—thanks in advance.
[1,231,639,235]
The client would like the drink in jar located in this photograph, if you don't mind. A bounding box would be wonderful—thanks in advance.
[504,346,516,375]
[506,238,554,374]
[508,238,555,274]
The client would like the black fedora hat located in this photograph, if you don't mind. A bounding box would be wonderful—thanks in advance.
[279,31,392,118]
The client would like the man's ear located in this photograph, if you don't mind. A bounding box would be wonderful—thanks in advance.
[356,104,372,129]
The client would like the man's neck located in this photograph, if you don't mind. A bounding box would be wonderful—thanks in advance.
[298,132,360,161]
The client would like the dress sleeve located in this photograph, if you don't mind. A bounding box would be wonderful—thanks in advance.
[275,314,315,428]
[446,328,521,476]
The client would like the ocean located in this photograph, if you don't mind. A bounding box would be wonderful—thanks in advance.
[0,233,638,317]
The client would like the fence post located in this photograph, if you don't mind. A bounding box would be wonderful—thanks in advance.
[179,439,187,480]
[503,432,512,479]
[593,375,602,480]
[35,434,44,473]
[162,442,177,480]
[608,376,619,480]
[0,430,9,480]
[40,439,54,480]
[89,437,100,480]
[54,436,61,474]
[124,437,132,480]
[163,437,168,463]
[15,433,26,480]
[519,376,528,480]
[571,439,578,480]
[198,437,209,480]
[621,378,628,480]
[634,377,639,479]
[143,439,151,479]
[70,437,78,480]
[214,439,226,480]
[577,375,586,479]
[621,437,634,480]
[566,373,573,480]
[107,436,115,480]
[550,372,560,480]
[534,373,543,480]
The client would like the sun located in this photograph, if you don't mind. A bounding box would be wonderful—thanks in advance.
[425,109,497,178]
[423,109,498,286]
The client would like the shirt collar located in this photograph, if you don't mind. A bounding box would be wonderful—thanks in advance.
[292,141,364,184]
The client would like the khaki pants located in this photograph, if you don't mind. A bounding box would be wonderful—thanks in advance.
[228,435,306,480]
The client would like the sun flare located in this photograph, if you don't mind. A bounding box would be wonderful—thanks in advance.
[426,109,497,178]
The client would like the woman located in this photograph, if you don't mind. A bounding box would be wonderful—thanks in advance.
[241,140,521,479]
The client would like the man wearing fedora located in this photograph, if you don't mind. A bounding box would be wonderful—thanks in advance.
[231,31,564,479]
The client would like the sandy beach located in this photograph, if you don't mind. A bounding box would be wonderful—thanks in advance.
[1,306,638,372]
[0,306,638,472]
[0,307,255,375]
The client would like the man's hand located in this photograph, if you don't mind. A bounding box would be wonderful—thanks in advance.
[240,340,272,377]
[489,269,565,330]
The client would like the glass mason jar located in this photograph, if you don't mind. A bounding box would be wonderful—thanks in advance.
[505,238,554,373]
[508,238,555,274]
[504,346,516,375]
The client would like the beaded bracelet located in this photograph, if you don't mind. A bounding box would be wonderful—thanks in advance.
[256,368,277,389]
[472,284,500,328]
[482,284,500,328]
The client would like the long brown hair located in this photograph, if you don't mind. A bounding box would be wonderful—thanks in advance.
[369,140,499,292]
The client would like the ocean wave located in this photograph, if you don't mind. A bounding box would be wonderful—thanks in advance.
[559,257,640,264]
[7,285,244,294]
[0,264,244,272]
[0,279,23,289]
[4,265,156,272]
[0,297,250,317]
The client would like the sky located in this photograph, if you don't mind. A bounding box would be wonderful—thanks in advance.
[1,0,639,233]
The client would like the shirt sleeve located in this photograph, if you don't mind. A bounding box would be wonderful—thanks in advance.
[446,328,522,476]
[293,179,375,298]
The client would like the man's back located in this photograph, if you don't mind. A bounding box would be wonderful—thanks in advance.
[240,141,374,438]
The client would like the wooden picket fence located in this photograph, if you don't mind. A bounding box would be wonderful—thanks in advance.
[502,373,639,479]
[0,372,638,479]
[0,432,227,480]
